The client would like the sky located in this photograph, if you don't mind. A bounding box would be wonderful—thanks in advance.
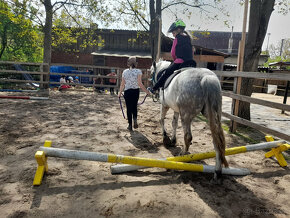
[161,1,290,51]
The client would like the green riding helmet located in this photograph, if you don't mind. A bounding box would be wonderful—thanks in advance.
[168,20,186,33]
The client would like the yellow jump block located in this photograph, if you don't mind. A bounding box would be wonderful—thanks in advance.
[265,136,290,167]
[33,140,52,185]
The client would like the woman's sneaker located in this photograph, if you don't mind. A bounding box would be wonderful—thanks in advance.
[127,124,133,131]
[133,119,138,129]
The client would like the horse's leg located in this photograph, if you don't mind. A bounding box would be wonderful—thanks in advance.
[212,143,223,184]
[180,112,192,155]
[171,112,179,146]
[160,105,171,147]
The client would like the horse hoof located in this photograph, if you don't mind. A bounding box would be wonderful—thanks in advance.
[171,138,176,146]
[211,171,223,185]
[163,136,172,147]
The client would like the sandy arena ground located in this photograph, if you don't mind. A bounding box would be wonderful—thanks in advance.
[0,90,289,218]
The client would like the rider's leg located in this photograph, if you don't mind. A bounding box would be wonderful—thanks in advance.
[152,62,181,91]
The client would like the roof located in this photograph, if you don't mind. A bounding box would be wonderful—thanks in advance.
[194,45,229,57]
[190,31,242,55]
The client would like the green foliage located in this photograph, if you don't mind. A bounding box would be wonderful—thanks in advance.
[52,10,104,53]
[264,39,290,69]
[0,1,43,62]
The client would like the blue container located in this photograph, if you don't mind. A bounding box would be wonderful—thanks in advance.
[50,66,93,86]
[50,66,76,86]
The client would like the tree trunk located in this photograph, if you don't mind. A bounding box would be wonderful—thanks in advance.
[42,0,53,89]
[149,0,156,61]
[154,0,161,61]
[0,24,8,59]
[149,0,162,63]
[238,0,275,120]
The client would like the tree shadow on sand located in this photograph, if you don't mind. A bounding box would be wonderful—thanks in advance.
[178,172,286,217]
[30,170,286,217]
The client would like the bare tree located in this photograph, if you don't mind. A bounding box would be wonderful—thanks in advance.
[113,0,227,62]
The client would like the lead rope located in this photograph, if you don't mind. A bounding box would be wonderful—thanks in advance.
[118,93,149,119]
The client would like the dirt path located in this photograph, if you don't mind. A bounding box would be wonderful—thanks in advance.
[0,91,289,218]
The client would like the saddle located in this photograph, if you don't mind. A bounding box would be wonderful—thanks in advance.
[162,59,196,90]
[162,67,192,90]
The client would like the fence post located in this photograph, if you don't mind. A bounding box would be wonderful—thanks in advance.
[282,81,289,114]
[230,76,242,132]
[39,64,44,89]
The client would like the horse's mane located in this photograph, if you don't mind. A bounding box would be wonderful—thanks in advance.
[156,59,170,72]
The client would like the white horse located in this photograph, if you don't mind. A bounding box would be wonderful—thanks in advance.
[151,60,228,183]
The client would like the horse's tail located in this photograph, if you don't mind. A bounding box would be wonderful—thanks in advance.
[201,75,229,168]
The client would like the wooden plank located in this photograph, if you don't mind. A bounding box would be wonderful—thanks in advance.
[49,72,119,79]
[220,81,234,84]
[222,112,290,141]
[199,55,224,63]
[0,61,49,66]
[49,81,118,88]
[231,77,242,132]
[222,91,290,111]
[214,70,290,81]
[0,69,48,75]
[0,79,48,84]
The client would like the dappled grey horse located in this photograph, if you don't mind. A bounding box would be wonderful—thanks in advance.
[151,60,229,183]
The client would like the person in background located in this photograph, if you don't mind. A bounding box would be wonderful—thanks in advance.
[60,75,66,84]
[74,75,80,83]
[148,20,196,93]
[93,76,104,93]
[107,69,117,95]
[59,75,71,91]
[118,56,152,131]
[68,76,74,83]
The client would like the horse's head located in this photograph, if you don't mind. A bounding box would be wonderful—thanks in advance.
[150,59,171,84]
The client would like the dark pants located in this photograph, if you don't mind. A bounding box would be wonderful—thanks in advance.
[153,62,181,91]
[124,88,139,125]
[153,60,196,91]
[109,82,116,94]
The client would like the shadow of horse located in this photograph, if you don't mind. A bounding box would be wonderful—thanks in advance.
[124,131,159,153]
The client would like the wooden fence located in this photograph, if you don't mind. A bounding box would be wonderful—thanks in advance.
[0,61,289,141]
[215,70,290,141]
[0,61,151,91]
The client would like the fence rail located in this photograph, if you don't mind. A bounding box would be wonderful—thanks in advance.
[215,70,290,141]
[1,61,288,141]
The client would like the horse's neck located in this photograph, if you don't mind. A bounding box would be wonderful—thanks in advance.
[158,62,170,72]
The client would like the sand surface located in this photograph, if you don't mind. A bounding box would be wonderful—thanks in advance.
[0,91,289,218]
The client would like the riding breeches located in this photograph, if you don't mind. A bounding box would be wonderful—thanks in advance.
[153,62,181,91]
[124,88,140,125]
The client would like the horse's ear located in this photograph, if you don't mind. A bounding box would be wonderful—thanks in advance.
[153,61,156,68]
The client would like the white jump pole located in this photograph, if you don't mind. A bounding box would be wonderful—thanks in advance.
[39,146,250,176]
[110,140,286,174]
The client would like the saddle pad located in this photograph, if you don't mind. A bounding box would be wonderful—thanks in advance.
[163,67,192,90]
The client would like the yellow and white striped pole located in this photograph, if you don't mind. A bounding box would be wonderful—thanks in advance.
[38,146,250,176]
[110,140,286,174]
